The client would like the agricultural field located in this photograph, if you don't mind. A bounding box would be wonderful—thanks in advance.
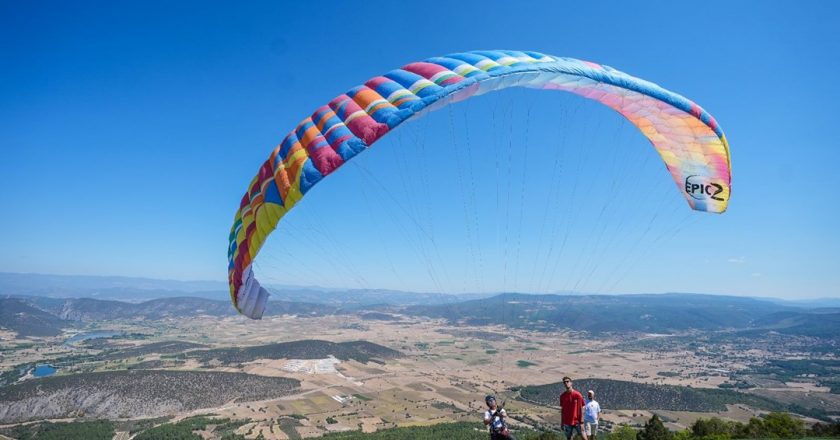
[2,308,838,439]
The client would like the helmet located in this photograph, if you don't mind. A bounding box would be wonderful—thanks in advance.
[485,395,496,405]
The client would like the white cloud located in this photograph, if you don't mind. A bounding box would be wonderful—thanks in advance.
[728,256,746,264]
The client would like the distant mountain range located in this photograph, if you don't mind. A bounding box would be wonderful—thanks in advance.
[399,292,840,336]
[3,272,837,306]
[759,297,840,308]
[2,292,838,340]
[0,296,345,336]
[1,273,838,339]
[0,272,226,298]
[0,272,491,305]
[751,309,840,338]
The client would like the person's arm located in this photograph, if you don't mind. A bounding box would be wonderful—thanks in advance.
[484,412,492,426]
[579,395,586,425]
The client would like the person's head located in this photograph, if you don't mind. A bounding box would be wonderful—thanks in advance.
[485,395,497,409]
[588,390,595,400]
[563,376,573,391]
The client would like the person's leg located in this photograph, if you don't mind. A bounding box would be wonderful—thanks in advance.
[564,425,574,440]
[577,424,588,440]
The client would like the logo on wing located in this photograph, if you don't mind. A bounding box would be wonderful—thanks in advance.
[685,175,726,202]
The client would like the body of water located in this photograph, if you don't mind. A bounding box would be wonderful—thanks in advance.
[33,364,56,377]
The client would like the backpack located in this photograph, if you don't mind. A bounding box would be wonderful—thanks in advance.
[490,408,511,437]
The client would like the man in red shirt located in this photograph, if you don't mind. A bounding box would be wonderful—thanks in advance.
[559,376,588,440]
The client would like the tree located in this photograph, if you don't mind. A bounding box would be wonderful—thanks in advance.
[691,417,734,439]
[740,417,768,439]
[761,412,805,438]
[609,426,639,440]
[809,421,840,437]
[672,430,692,440]
[637,415,673,440]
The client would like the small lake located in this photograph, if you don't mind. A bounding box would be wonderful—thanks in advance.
[63,331,123,346]
[33,364,56,377]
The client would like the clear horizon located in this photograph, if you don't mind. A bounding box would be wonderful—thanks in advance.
[2,271,837,301]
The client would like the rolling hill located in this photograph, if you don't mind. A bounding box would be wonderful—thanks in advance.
[0,370,300,423]
[187,339,403,365]
[517,378,832,420]
[0,298,68,337]
[400,293,839,336]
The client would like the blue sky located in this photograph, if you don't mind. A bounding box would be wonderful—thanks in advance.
[1,1,838,299]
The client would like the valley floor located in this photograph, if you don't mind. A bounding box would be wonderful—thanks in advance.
[1,313,838,439]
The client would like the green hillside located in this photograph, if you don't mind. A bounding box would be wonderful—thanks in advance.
[517,378,836,421]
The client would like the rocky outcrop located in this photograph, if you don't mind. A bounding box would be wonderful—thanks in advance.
[0,370,300,423]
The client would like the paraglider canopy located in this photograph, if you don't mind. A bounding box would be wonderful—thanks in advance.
[227,50,731,319]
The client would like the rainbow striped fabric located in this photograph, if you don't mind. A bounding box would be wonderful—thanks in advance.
[228,50,731,319]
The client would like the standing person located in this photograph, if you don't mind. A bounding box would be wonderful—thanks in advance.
[584,390,602,440]
[483,395,514,439]
[559,377,588,440]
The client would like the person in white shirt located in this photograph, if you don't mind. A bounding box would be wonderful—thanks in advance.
[584,390,602,440]
[483,395,513,439]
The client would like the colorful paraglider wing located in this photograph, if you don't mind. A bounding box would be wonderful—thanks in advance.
[228,50,731,319]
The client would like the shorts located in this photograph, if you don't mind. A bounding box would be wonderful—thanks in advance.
[585,422,599,436]
[563,424,584,438]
